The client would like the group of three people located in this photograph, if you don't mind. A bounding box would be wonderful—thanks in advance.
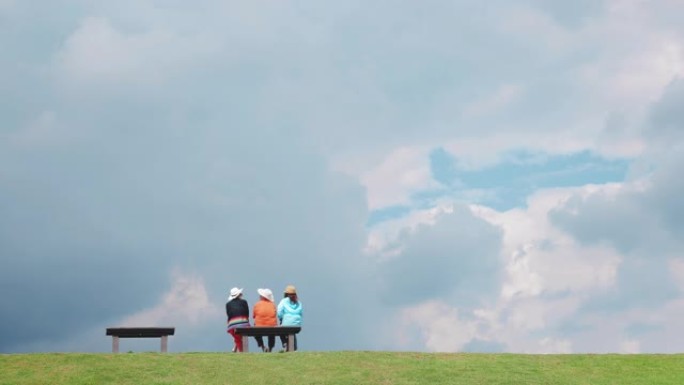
[226,285,303,352]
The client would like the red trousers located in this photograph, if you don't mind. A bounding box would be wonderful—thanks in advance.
[228,329,243,352]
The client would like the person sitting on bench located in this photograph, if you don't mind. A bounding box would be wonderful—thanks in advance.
[277,285,303,352]
[226,287,250,352]
[253,288,277,352]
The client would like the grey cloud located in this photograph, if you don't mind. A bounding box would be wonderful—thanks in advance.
[3,0,682,353]
[624,322,663,338]
[379,206,503,307]
[551,81,684,255]
[529,0,605,27]
[548,189,682,314]
[549,80,684,314]
[0,37,376,351]
[549,192,669,255]
[0,0,387,352]
[0,115,373,351]
[645,80,684,143]
[56,0,600,153]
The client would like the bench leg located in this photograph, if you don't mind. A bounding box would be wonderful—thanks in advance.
[161,335,168,353]
[287,334,294,352]
[112,336,119,353]
[242,335,249,353]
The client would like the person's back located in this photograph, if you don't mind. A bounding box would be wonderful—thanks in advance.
[253,288,277,352]
[277,285,302,351]
[254,299,277,326]
[277,297,303,326]
[226,297,250,328]
[226,287,250,352]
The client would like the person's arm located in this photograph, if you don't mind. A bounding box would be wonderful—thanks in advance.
[271,303,278,321]
[277,300,284,324]
[242,300,250,318]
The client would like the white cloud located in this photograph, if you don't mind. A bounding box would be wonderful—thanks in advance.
[54,16,217,87]
[462,84,524,118]
[669,258,684,292]
[400,301,479,352]
[579,39,684,109]
[475,186,623,298]
[361,146,439,210]
[396,296,579,353]
[535,338,573,354]
[120,270,221,327]
[620,339,641,354]
[365,204,453,258]
[498,5,574,54]
[379,183,638,353]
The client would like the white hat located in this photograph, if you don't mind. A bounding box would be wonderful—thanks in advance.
[229,287,243,301]
[257,288,274,302]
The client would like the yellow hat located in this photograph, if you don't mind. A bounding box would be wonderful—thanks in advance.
[284,285,297,295]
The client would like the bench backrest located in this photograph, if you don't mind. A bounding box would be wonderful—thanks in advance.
[106,327,175,338]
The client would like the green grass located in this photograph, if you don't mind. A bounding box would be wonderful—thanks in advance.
[1,352,683,385]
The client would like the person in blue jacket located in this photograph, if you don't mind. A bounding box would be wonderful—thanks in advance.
[277,285,303,351]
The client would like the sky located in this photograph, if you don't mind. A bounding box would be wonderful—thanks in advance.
[1,0,684,354]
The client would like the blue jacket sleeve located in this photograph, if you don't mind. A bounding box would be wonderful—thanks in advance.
[277,300,284,323]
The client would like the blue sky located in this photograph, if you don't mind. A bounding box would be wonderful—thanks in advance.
[2,0,684,354]
[368,149,630,225]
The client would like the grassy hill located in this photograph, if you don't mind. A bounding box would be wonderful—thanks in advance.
[1,351,683,384]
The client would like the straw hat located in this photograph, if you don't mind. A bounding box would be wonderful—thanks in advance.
[257,288,274,302]
[228,287,243,300]
[284,285,297,295]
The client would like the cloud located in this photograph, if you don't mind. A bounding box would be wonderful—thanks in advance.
[361,146,439,210]
[3,0,684,354]
[0,49,374,352]
[462,84,524,118]
[646,79,684,144]
[120,271,220,328]
[379,206,502,307]
[547,80,684,312]
[0,0,14,12]
[400,301,479,352]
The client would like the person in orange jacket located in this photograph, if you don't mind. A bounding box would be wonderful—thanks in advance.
[253,288,278,352]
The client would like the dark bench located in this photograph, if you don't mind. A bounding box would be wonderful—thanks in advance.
[106,327,175,353]
[235,326,301,352]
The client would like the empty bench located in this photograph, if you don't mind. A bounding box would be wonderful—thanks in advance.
[235,326,301,352]
[106,327,175,353]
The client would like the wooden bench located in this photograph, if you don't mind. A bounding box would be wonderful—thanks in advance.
[106,327,175,353]
[235,326,301,352]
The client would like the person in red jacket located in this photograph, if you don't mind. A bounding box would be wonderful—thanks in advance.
[226,287,250,352]
[252,288,277,352]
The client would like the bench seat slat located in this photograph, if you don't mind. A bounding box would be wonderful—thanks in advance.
[234,326,301,337]
[106,327,175,338]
